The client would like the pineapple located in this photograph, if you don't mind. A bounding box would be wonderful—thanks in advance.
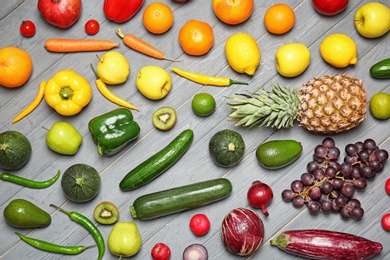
[226,74,366,134]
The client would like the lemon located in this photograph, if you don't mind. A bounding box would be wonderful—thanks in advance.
[276,43,311,77]
[225,33,261,75]
[320,34,357,68]
[369,92,390,120]
[192,93,216,117]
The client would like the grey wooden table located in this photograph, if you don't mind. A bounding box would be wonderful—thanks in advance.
[1,0,390,259]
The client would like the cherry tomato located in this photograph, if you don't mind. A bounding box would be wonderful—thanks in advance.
[20,20,36,37]
[85,19,100,35]
[381,213,390,231]
[151,243,171,260]
[385,178,390,196]
[189,213,210,236]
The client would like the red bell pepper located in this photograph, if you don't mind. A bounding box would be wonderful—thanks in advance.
[104,0,144,23]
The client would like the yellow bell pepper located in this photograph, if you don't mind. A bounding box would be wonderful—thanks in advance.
[44,69,92,116]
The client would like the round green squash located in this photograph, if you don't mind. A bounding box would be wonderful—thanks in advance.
[0,131,32,171]
[209,129,245,167]
[61,163,101,203]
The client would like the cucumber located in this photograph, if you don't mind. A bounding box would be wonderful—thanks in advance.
[119,129,194,191]
[271,229,382,260]
[130,178,232,220]
[370,58,390,79]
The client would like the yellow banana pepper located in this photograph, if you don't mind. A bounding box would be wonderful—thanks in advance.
[44,69,92,116]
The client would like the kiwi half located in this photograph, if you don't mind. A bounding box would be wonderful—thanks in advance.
[93,201,119,225]
[152,106,177,131]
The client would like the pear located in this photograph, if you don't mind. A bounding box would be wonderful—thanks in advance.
[108,222,142,257]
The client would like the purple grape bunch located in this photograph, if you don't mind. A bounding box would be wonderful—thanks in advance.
[282,137,388,220]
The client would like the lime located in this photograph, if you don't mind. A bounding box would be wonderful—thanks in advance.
[369,92,390,120]
[192,93,216,117]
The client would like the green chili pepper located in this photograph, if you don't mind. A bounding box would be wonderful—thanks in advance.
[50,204,105,260]
[15,232,95,255]
[0,170,60,189]
[88,108,141,156]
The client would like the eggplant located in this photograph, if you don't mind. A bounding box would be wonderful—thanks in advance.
[270,229,382,260]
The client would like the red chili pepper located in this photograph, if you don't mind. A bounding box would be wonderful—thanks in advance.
[103,0,144,23]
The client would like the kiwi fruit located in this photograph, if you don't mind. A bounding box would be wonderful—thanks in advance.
[93,201,119,225]
[152,106,177,131]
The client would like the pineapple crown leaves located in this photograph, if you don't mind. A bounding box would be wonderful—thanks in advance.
[226,83,300,129]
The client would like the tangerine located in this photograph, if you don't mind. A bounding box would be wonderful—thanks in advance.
[212,0,254,25]
[0,46,33,88]
[179,20,214,56]
[264,4,295,35]
[142,2,174,34]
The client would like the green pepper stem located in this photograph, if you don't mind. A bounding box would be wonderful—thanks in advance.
[229,79,249,85]
[50,204,70,216]
[90,63,100,80]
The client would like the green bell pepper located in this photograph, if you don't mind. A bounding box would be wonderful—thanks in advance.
[88,108,140,156]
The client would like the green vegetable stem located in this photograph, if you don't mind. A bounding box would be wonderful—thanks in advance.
[15,232,95,255]
[0,170,60,189]
[88,108,140,156]
[50,204,105,260]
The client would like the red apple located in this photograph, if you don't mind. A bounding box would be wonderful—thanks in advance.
[37,0,82,29]
[312,0,348,16]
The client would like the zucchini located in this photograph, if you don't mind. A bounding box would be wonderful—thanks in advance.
[271,229,382,260]
[130,178,232,220]
[370,58,390,78]
[119,129,194,191]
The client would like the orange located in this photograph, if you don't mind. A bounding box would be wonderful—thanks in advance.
[142,2,174,34]
[0,46,33,88]
[212,0,254,25]
[264,4,295,35]
[179,20,214,56]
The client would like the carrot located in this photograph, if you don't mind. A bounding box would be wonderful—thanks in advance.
[45,38,120,53]
[116,28,180,62]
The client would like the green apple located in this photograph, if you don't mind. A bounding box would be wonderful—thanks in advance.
[275,43,311,77]
[108,222,142,257]
[354,2,390,38]
[45,122,82,155]
[97,51,130,85]
[136,66,172,100]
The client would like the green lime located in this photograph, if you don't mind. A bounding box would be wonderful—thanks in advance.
[191,93,216,117]
[369,92,390,120]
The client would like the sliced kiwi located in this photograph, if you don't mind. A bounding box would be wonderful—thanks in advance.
[93,201,119,225]
[152,106,177,131]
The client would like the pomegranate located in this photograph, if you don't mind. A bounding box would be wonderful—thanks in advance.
[38,0,82,29]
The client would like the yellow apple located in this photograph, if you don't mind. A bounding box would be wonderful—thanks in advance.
[275,43,311,77]
[354,2,390,38]
[97,51,130,85]
[136,66,172,100]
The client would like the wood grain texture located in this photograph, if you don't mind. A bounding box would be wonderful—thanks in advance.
[1,0,390,259]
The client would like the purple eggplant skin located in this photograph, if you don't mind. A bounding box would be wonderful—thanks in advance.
[270,229,382,260]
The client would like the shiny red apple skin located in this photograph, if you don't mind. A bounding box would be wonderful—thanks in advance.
[38,0,82,29]
[312,0,348,16]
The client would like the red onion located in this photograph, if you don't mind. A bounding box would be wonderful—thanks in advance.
[183,244,208,260]
[221,208,264,256]
[247,180,273,217]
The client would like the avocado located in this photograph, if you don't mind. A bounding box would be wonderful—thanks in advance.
[256,140,302,169]
[3,199,51,228]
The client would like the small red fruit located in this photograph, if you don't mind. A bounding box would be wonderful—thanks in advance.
[85,19,100,35]
[381,213,390,231]
[151,243,171,260]
[385,178,390,196]
[312,0,348,16]
[189,213,210,236]
[20,20,36,37]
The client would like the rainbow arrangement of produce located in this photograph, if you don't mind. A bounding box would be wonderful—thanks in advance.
[1,0,390,259]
